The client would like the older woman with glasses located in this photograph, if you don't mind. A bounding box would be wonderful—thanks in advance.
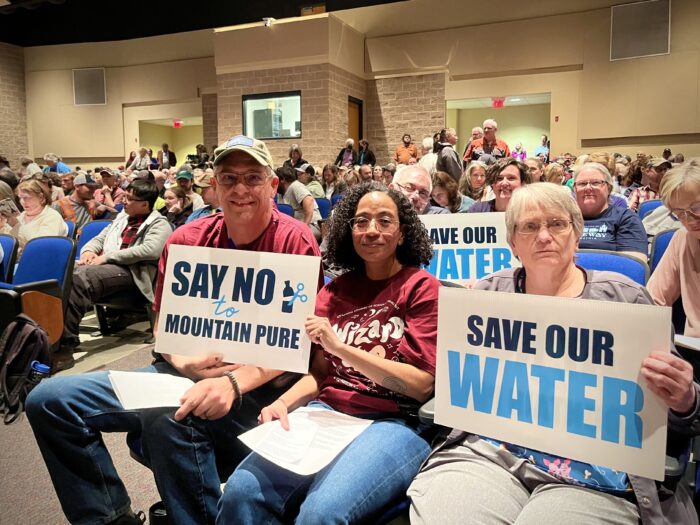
[409,182,699,525]
[468,158,531,213]
[648,159,700,337]
[574,162,647,261]
[219,181,439,524]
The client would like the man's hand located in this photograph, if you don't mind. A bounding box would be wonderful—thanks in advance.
[174,377,235,421]
[167,353,240,381]
[78,251,98,266]
[641,352,696,414]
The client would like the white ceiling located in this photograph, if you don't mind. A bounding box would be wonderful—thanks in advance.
[142,117,203,127]
[335,0,625,38]
[447,93,551,110]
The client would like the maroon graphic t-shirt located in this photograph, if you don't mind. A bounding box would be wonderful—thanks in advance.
[315,267,439,416]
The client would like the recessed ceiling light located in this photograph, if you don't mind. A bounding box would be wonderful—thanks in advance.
[510,98,521,102]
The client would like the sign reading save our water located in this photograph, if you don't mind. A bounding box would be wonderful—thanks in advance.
[434,288,671,480]
[156,245,321,373]
[420,213,519,286]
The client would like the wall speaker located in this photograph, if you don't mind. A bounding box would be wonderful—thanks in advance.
[73,67,106,105]
[610,0,670,61]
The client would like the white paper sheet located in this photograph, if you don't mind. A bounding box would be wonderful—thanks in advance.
[108,371,194,409]
[238,407,372,475]
[675,334,700,352]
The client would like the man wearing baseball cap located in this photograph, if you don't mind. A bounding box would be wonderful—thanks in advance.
[176,169,205,211]
[628,157,673,212]
[51,171,100,230]
[186,168,220,223]
[26,135,322,525]
[94,168,125,218]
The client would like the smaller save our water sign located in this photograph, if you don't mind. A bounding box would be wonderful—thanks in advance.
[156,245,321,374]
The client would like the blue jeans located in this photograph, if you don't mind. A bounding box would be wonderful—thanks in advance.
[217,402,431,524]
[25,361,285,525]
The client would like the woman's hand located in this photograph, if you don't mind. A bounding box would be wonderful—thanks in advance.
[258,399,290,430]
[305,315,343,356]
[641,351,696,414]
[169,203,182,214]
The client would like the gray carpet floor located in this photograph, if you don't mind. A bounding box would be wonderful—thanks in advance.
[0,332,161,524]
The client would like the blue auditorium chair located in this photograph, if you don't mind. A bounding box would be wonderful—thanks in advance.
[0,233,18,282]
[277,203,294,217]
[315,197,331,219]
[64,220,76,238]
[649,228,677,273]
[638,199,664,220]
[75,219,112,260]
[575,249,649,285]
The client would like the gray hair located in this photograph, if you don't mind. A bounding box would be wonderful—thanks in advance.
[573,162,614,188]
[659,158,700,208]
[392,165,432,193]
[483,119,498,130]
[345,138,354,148]
[43,152,61,163]
[505,182,584,245]
[422,136,434,150]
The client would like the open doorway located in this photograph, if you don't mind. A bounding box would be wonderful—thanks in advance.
[446,93,550,161]
[348,96,363,147]
[138,117,203,168]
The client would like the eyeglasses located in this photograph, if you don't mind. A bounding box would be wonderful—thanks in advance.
[215,172,268,187]
[574,180,607,190]
[123,195,146,203]
[349,216,400,233]
[671,202,700,221]
[516,218,573,236]
[395,182,430,200]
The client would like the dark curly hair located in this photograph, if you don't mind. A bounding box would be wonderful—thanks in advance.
[325,181,434,272]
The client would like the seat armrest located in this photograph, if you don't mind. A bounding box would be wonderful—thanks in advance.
[419,398,435,425]
[0,279,62,299]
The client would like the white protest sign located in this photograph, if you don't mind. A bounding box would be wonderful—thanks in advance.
[435,288,671,480]
[156,245,320,373]
[420,213,519,286]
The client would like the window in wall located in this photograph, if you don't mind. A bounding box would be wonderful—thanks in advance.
[242,91,301,140]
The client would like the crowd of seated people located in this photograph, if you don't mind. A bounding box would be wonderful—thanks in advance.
[1,126,699,524]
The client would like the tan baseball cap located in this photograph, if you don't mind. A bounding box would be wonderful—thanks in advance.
[213,135,274,168]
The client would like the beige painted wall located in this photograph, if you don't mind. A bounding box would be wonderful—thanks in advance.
[171,125,203,165]
[447,104,550,158]
[366,0,700,156]
[25,32,215,163]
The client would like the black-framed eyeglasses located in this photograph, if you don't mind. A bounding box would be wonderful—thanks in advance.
[516,218,573,236]
[215,172,268,187]
[123,195,146,203]
[670,202,700,222]
[395,182,430,200]
[348,216,400,233]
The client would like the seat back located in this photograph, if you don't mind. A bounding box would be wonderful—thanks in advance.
[0,234,18,283]
[639,199,664,220]
[75,220,112,260]
[64,220,76,238]
[277,203,294,217]
[575,249,649,285]
[315,197,331,219]
[650,229,677,273]
[13,237,76,305]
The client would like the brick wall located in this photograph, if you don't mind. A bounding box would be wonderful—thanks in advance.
[328,64,366,167]
[217,64,333,168]
[202,93,218,152]
[0,43,28,168]
[366,73,446,166]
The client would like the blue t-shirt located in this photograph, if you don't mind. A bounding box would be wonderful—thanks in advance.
[43,161,72,174]
[580,205,646,254]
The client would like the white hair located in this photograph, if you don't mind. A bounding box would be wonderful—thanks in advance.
[345,138,354,148]
[422,136,434,150]
[43,152,61,163]
[483,119,498,129]
[392,165,432,192]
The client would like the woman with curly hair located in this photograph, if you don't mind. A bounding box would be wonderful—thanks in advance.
[431,171,474,213]
[220,181,439,524]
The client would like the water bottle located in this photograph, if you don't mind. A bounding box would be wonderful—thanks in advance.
[27,361,51,389]
[281,280,295,313]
